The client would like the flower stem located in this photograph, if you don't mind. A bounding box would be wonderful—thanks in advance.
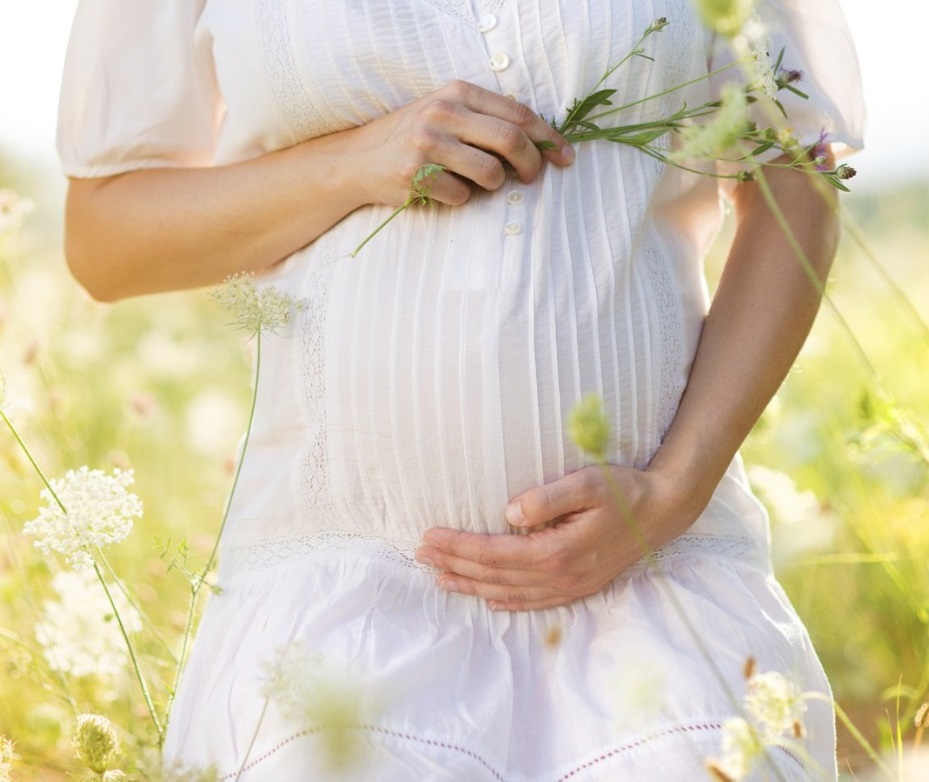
[350,201,413,258]
[165,331,263,731]
[0,408,67,514]
[93,560,163,738]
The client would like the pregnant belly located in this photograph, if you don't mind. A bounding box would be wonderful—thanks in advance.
[294,243,678,541]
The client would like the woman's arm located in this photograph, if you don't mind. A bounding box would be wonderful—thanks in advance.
[415,153,840,610]
[65,81,574,301]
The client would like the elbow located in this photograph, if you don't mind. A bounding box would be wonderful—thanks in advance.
[63,234,123,303]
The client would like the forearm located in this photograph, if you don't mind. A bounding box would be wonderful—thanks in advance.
[649,160,840,520]
[65,128,372,301]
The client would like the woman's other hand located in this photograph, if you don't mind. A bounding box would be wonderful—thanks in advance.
[414,464,695,611]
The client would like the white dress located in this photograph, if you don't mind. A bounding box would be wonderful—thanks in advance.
[59,1,865,779]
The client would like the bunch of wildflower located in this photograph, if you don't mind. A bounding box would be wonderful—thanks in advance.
[23,467,142,570]
[707,666,808,781]
[0,189,35,234]
[0,735,14,782]
[73,714,120,775]
[262,643,366,771]
[567,394,612,461]
[35,569,142,679]
[210,274,304,334]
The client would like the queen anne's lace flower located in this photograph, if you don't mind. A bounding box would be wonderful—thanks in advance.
[35,570,142,679]
[746,27,778,100]
[707,717,764,781]
[0,189,35,234]
[73,714,120,774]
[0,735,14,782]
[262,643,366,771]
[210,274,304,334]
[745,670,807,740]
[23,467,142,570]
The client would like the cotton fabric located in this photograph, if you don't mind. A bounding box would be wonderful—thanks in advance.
[59,1,865,779]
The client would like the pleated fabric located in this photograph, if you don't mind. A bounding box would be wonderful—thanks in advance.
[58,0,866,778]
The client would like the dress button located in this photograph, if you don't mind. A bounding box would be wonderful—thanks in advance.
[489,53,510,72]
[504,221,522,236]
[506,191,524,205]
[477,14,497,33]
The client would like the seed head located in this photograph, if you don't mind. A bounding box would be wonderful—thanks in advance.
[567,394,611,460]
[73,714,119,774]
[835,163,857,180]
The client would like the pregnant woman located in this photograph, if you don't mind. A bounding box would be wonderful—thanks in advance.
[59,0,864,778]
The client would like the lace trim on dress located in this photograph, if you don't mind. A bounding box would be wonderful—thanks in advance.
[299,259,337,517]
[640,239,686,442]
[222,531,764,577]
[216,719,804,781]
[257,0,331,140]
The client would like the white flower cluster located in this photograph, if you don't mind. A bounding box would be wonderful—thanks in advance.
[0,188,35,234]
[746,26,778,101]
[210,274,305,334]
[35,570,142,679]
[0,735,14,782]
[708,669,807,781]
[262,643,365,770]
[23,467,142,570]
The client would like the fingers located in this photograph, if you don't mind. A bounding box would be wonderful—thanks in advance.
[433,572,569,609]
[416,543,551,588]
[396,82,574,198]
[506,468,604,528]
[417,527,552,572]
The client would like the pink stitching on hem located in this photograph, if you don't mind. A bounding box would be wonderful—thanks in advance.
[218,720,808,781]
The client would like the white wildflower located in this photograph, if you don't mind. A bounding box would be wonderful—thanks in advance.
[1,735,14,782]
[263,643,366,771]
[747,27,777,100]
[210,274,304,334]
[745,671,807,741]
[23,467,142,570]
[35,570,142,679]
[0,189,35,234]
[73,714,119,774]
[671,84,750,162]
[707,717,763,781]
[159,762,220,782]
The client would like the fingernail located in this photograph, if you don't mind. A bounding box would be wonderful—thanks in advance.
[438,577,458,593]
[505,499,528,526]
[489,601,505,611]
[561,144,575,164]
[415,550,436,568]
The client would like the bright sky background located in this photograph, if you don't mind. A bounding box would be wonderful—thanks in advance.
[0,1,927,191]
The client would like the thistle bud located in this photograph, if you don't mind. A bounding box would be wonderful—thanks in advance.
[647,17,669,33]
[835,163,857,181]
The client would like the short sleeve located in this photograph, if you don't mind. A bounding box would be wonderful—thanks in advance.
[708,0,867,157]
[57,0,223,178]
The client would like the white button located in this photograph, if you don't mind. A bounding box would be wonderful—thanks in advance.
[504,221,522,236]
[489,53,510,72]
[478,14,497,33]
[506,191,524,205]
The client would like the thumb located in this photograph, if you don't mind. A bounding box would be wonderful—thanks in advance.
[504,471,590,527]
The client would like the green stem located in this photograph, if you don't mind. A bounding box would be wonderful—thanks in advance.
[350,200,413,258]
[164,331,263,731]
[93,560,163,737]
[0,408,66,514]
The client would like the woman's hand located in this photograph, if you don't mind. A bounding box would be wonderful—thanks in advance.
[349,80,574,207]
[414,464,696,611]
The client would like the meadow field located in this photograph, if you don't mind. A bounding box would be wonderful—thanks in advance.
[1,157,927,779]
